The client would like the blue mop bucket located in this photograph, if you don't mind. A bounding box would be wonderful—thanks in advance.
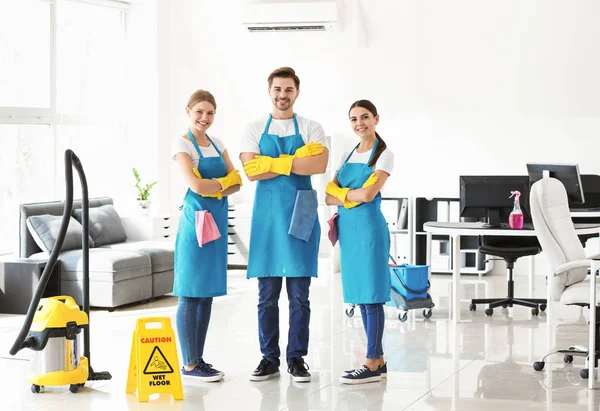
[389,264,430,302]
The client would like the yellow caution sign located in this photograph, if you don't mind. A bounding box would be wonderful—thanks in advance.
[126,317,183,402]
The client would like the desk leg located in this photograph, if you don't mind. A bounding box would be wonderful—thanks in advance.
[426,232,432,277]
[547,259,554,352]
[453,234,461,323]
[529,255,536,293]
[451,325,460,410]
[590,260,599,390]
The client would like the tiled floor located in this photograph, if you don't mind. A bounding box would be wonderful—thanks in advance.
[1,267,599,410]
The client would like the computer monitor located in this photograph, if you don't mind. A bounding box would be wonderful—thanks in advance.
[572,175,600,211]
[526,163,585,204]
[460,175,531,228]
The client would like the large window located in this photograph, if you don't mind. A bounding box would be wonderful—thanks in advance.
[0,1,51,108]
[0,0,129,254]
[55,124,128,197]
[57,1,126,116]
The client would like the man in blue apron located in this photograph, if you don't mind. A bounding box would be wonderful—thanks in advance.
[240,67,329,382]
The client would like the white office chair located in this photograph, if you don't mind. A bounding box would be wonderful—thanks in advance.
[529,177,600,379]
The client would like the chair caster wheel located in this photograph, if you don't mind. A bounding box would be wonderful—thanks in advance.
[533,361,545,371]
[540,304,547,312]
[532,308,539,316]
[423,309,432,319]
[31,384,40,394]
[69,384,79,393]
[581,368,589,379]
[345,308,354,317]
[502,304,508,309]
[469,304,476,312]
[398,312,408,322]
[564,355,574,364]
[485,308,493,316]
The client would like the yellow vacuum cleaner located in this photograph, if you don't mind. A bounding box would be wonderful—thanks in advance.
[28,296,89,393]
[10,149,111,393]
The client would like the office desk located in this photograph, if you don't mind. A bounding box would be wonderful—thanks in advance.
[423,222,600,323]
[571,211,600,219]
[589,256,600,389]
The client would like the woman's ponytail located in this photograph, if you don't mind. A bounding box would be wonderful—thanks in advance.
[369,132,387,167]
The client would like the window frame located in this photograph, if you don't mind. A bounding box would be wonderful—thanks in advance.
[0,0,131,254]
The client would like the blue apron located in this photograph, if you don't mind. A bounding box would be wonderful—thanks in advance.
[337,140,390,304]
[173,131,229,297]
[247,114,321,278]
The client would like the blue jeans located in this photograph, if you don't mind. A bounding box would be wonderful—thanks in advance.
[258,277,311,367]
[359,303,384,359]
[176,297,213,366]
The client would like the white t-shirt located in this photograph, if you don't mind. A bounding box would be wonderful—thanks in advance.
[337,146,394,175]
[240,115,328,154]
[171,135,227,168]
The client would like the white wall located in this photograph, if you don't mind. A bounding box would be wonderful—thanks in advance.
[156,0,600,215]
[117,0,160,215]
[119,0,177,217]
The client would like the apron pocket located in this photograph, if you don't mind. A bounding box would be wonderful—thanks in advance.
[327,213,339,246]
[253,190,273,223]
[195,210,222,247]
[354,219,387,246]
[288,189,318,242]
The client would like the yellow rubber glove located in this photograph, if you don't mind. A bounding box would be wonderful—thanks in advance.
[294,142,325,159]
[343,173,379,209]
[192,168,222,200]
[362,172,378,188]
[243,155,293,177]
[215,169,243,191]
[276,143,324,160]
[343,199,360,208]
[325,181,351,204]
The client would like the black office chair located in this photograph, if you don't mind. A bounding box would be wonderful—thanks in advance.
[470,237,547,316]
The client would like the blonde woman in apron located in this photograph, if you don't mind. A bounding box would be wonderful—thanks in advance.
[172,90,242,381]
[326,99,395,384]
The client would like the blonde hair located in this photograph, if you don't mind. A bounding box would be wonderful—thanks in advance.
[187,90,217,110]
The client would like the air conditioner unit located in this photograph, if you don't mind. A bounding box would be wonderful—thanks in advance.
[243,0,340,32]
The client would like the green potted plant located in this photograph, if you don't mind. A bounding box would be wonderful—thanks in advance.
[132,167,157,215]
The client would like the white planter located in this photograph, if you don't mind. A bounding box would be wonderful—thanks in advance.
[137,200,151,216]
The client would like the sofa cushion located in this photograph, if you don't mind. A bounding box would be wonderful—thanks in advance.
[101,241,174,272]
[31,248,152,282]
[151,270,174,297]
[73,204,127,246]
[27,215,95,254]
[61,276,153,308]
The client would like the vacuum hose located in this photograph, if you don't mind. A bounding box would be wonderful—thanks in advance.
[9,149,111,381]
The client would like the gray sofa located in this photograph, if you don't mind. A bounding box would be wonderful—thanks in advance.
[19,197,174,309]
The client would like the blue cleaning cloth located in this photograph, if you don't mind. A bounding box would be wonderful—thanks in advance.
[288,189,318,242]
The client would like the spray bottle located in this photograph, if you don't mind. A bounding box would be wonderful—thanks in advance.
[508,190,524,229]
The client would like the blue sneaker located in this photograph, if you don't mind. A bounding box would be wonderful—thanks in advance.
[341,365,382,385]
[203,360,225,377]
[380,362,387,378]
[181,361,223,382]
[345,363,386,378]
